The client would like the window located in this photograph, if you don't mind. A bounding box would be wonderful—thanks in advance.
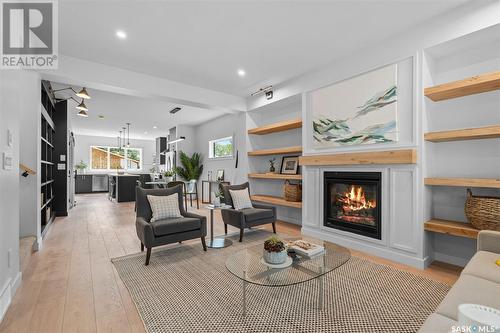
[208,136,233,159]
[90,146,142,170]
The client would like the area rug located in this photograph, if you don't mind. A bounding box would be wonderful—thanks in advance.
[112,230,450,333]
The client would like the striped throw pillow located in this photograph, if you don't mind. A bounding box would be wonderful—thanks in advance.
[229,189,253,210]
[147,193,182,222]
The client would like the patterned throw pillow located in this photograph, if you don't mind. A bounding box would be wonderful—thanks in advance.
[229,189,253,210]
[147,193,183,222]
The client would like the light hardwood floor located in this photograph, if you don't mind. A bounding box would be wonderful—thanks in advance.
[0,193,461,333]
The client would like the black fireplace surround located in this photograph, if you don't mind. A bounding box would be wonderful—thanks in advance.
[324,171,382,240]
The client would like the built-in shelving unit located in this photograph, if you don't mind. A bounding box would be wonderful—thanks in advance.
[422,28,500,256]
[250,195,302,209]
[247,145,302,156]
[424,177,500,188]
[424,219,478,239]
[248,173,302,180]
[424,125,500,142]
[40,81,56,234]
[424,71,500,101]
[247,119,302,135]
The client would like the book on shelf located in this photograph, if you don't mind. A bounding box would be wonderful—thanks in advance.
[287,240,325,257]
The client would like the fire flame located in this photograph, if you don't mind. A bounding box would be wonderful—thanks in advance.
[339,186,376,211]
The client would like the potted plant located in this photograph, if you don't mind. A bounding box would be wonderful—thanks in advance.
[268,158,276,173]
[75,160,87,175]
[174,151,204,193]
[263,236,287,264]
[164,169,176,182]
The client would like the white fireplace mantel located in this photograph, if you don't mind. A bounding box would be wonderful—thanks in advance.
[301,164,427,269]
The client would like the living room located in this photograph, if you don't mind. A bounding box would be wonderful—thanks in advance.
[1,1,500,332]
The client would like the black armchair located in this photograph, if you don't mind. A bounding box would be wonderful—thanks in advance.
[221,182,277,242]
[135,185,207,265]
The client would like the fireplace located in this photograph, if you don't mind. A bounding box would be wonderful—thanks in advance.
[324,172,382,240]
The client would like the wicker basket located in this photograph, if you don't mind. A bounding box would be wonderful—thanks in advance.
[284,180,302,202]
[465,189,500,231]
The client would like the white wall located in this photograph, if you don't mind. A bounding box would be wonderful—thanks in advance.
[19,72,41,239]
[193,113,248,186]
[0,70,22,322]
[74,134,156,172]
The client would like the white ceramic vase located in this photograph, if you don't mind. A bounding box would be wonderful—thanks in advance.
[263,249,288,264]
[187,179,197,193]
[213,196,220,207]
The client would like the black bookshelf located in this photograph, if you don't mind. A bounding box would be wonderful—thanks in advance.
[40,81,56,234]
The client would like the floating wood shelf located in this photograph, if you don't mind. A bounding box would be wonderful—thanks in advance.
[248,173,302,180]
[424,219,479,239]
[251,195,302,209]
[425,125,500,142]
[248,146,302,156]
[424,71,500,101]
[299,149,417,166]
[425,177,500,188]
[248,119,302,135]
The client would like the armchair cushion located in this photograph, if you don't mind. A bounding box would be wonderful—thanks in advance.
[147,193,182,222]
[136,186,186,221]
[222,182,250,208]
[229,189,253,210]
[241,208,274,222]
[152,217,201,237]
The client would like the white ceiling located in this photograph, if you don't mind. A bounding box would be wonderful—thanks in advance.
[52,83,227,140]
[60,0,469,97]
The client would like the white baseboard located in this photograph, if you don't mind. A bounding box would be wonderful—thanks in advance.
[0,278,12,324]
[0,271,22,324]
[302,226,427,269]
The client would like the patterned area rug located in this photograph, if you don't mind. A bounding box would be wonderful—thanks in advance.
[112,230,450,333]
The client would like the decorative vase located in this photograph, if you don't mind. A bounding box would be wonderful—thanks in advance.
[213,196,220,207]
[187,179,197,193]
[269,165,275,173]
[263,249,288,264]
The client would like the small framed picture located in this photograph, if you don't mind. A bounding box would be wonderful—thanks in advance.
[216,169,224,181]
[280,156,299,175]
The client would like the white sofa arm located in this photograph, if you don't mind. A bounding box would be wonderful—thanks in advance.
[477,230,500,254]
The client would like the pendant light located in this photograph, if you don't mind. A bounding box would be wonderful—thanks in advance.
[119,130,122,148]
[126,123,131,148]
[122,127,126,148]
[117,135,120,148]
[76,99,88,111]
[76,87,91,99]
[77,109,88,117]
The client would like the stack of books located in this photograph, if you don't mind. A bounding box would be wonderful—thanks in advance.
[288,240,325,257]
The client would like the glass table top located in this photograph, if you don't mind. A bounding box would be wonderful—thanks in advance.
[225,239,351,287]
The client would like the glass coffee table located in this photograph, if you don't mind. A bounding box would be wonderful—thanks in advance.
[225,239,351,316]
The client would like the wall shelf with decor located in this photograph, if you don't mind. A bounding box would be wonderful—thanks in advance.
[247,146,302,156]
[248,173,302,180]
[246,94,303,224]
[250,195,302,209]
[422,25,500,266]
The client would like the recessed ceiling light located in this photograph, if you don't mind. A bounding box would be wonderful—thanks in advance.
[98,115,104,119]
[144,131,148,134]
[153,126,157,129]
[116,30,127,40]
[237,69,246,77]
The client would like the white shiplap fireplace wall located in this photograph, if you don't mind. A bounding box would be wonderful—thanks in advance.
[300,56,427,269]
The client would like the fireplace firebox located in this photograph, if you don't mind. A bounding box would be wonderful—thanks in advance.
[324,172,381,240]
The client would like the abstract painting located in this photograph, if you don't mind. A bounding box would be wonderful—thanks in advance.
[311,64,398,147]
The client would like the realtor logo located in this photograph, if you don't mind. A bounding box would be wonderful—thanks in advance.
[1,0,58,68]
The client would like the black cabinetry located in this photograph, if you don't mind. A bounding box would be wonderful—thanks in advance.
[75,175,93,193]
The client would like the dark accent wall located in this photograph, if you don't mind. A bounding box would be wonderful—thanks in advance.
[53,101,68,216]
